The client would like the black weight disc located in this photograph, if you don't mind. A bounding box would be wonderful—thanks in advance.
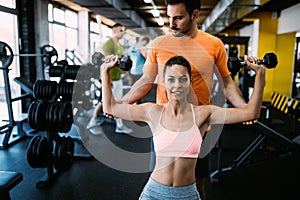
[36,136,50,168]
[27,135,41,168]
[60,136,74,171]
[28,101,38,129]
[53,137,64,172]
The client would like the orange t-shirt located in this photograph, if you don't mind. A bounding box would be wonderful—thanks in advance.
[143,31,230,105]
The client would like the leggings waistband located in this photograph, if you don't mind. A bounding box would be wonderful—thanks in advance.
[140,178,200,200]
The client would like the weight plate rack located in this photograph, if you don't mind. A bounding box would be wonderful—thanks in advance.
[26,55,80,188]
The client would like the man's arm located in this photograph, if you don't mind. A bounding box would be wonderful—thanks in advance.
[222,75,247,108]
[121,73,156,104]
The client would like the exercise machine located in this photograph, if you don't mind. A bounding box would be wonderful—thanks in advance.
[0,41,34,149]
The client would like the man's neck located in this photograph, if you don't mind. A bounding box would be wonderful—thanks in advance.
[188,27,199,38]
[112,37,119,45]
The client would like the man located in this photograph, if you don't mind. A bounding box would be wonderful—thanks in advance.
[87,23,133,135]
[130,36,150,83]
[120,1,249,199]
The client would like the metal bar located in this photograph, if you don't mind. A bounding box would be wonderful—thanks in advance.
[254,121,299,152]
[233,134,266,167]
[11,93,31,102]
[230,4,261,8]
[14,54,46,57]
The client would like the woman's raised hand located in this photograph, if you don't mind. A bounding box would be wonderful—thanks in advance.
[102,55,119,70]
[244,55,266,74]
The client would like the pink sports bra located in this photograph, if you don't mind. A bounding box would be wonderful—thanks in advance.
[153,104,202,158]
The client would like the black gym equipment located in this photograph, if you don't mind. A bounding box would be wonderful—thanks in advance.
[228,52,278,75]
[210,121,300,184]
[118,55,133,71]
[39,44,58,66]
[26,69,76,187]
[210,36,299,183]
[26,55,99,188]
[0,41,37,150]
[65,49,83,65]
[53,136,74,172]
[91,51,133,71]
[0,171,23,200]
[219,36,251,100]
[91,52,104,66]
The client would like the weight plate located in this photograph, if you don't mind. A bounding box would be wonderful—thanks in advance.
[0,41,14,68]
[36,136,50,168]
[27,101,36,129]
[27,135,41,168]
[60,136,74,171]
[35,101,48,131]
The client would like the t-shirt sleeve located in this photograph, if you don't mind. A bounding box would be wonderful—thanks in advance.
[143,42,158,77]
[102,39,112,54]
[215,38,231,78]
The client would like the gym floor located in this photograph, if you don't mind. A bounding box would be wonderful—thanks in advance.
[1,102,300,200]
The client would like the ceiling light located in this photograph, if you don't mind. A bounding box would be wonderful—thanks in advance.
[151,9,160,17]
[157,17,164,26]
[144,0,152,3]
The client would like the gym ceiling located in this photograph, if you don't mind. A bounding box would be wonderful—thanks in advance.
[51,0,300,36]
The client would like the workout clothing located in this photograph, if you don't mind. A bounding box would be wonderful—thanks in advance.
[153,104,202,158]
[139,178,201,200]
[102,38,123,81]
[130,44,147,75]
[144,31,229,180]
[144,31,230,106]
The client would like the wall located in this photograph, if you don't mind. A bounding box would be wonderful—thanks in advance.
[278,3,300,34]
[34,0,49,79]
[274,32,296,95]
[239,8,297,102]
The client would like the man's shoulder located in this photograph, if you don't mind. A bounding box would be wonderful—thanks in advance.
[151,34,171,45]
[103,38,114,45]
[199,31,220,40]
[197,31,223,46]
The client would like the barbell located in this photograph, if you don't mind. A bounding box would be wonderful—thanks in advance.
[0,41,58,68]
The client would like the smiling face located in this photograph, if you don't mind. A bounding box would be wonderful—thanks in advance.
[164,64,191,102]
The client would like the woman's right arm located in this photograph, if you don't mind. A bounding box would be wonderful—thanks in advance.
[101,55,153,122]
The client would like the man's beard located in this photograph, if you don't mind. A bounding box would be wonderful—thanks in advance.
[171,20,193,38]
[171,30,188,37]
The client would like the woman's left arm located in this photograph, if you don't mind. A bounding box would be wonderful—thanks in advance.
[210,56,266,124]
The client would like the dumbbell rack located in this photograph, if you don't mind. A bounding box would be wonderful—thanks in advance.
[27,63,76,188]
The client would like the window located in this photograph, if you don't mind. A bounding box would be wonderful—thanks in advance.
[48,4,79,61]
[0,1,21,124]
[0,0,16,9]
[89,19,111,54]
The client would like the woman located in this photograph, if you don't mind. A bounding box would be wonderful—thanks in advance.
[102,55,265,200]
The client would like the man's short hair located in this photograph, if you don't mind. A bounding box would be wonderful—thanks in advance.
[112,23,123,29]
[141,36,150,44]
[164,0,201,16]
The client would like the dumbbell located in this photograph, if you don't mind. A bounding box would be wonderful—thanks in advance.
[118,55,132,71]
[91,52,132,71]
[228,52,278,75]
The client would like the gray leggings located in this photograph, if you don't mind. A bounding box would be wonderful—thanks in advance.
[139,178,201,200]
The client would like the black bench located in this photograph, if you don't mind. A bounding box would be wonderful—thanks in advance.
[0,171,23,200]
[263,91,300,133]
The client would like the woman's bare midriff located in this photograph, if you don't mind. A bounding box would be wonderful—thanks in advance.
[150,156,197,187]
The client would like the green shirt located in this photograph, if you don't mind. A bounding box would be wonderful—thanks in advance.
[102,38,124,81]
